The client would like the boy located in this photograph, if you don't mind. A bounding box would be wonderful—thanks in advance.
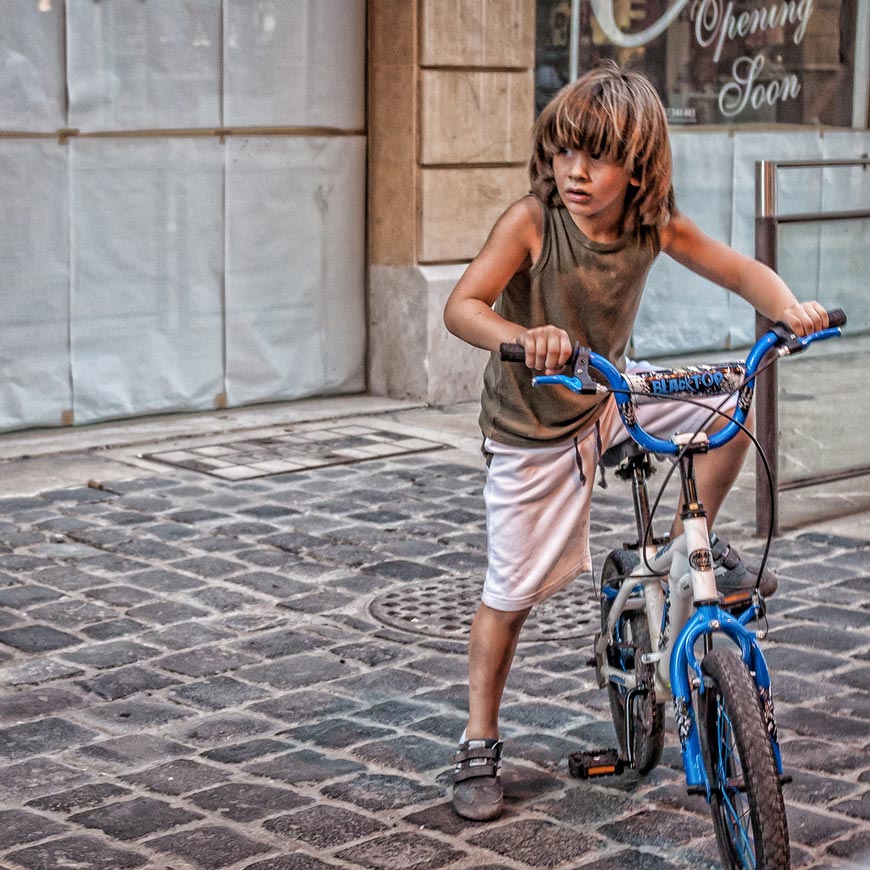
[443,62,827,821]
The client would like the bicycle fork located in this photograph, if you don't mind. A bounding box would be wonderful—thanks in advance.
[670,603,785,791]
[667,442,786,793]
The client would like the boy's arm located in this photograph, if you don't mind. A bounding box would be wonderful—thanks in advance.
[661,214,829,336]
[444,197,572,373]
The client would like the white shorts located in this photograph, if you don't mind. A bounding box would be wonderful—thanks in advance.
[481,373,738,611]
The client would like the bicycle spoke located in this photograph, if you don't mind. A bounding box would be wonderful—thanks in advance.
[716,702,756,868]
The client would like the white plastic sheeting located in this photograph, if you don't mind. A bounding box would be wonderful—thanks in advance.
[224,136,366,405]
[0,1,65,131]
[69,138,225,424]
[224,0,365,128]
[67,0,222,130]
[740,131,870,336]
[0,140,70,430]
[779,219,870,330]
[0,1,367,433]
[635,129,870,357]
[65,0,366,132]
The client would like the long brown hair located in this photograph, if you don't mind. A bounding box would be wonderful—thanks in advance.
[530,61,675,235]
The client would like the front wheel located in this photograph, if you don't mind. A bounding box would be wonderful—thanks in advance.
[699,648,790,870]
[600,549,664,773]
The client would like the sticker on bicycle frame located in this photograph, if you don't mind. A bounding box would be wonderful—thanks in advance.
[738,385,754,412]
[689,548,713,571]
[674,696,692,746]
[658,605,670,652]
[758,685,779,742]
[620,401,638,428]
[626,364,745,399]
[654,539,674,560]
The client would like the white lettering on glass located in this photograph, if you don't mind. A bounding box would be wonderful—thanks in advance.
[586,0,815,118]
[588,0,691,47]
[718,55,801,117]
[692,0,815,63]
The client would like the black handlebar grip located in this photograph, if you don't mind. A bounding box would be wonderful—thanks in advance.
[499,342,527,362]
[827,308,846,328]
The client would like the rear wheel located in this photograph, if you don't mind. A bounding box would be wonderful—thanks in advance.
[600,549,664,773]
[699,648,789,870]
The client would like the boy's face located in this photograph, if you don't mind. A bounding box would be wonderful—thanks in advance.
[552,148,638,239]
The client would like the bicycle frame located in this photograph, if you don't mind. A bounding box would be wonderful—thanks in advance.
[500,315,845,867]
[527,318,844,795]
[595,444,784,795]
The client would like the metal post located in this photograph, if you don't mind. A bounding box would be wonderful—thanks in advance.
[570,0,581,81]
[755,161,779,537]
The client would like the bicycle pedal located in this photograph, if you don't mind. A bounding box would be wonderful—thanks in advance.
[568,749,624,779]
[720,590,753,612]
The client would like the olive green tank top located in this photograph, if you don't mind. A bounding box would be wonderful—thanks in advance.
[479,196,660,447]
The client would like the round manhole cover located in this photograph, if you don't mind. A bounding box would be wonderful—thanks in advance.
[369,575,600,641]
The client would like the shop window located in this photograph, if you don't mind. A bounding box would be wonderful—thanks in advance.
[536,0,864,126]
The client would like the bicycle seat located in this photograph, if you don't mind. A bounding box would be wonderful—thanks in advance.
[601,440,659,469]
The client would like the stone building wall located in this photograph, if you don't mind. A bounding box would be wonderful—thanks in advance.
[368,0,537,405]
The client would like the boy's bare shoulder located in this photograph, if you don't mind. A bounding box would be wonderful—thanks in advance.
[491,195,543,251]
[659,212,701,252]
[506,194,543,232]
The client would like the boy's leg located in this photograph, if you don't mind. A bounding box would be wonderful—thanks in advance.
[453,602,530,821]
[453,435,598,821]
[466,603,531,739]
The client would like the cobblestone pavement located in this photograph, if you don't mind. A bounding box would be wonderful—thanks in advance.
[0,423,868,870]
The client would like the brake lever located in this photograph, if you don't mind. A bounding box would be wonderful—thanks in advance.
[571,343,600,393]
[770,322,806,354]
[531,344,603,394]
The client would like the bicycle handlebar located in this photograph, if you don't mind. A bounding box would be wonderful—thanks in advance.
[827,308,847,328]
[499,308,846,456]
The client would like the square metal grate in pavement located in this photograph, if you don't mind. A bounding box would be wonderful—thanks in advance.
[142,422,446,480]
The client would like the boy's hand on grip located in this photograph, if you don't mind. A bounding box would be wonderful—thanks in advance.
[516,326,573,374]
[778,301,828,337]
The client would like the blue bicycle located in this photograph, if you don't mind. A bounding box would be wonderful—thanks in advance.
[501,308,846,870]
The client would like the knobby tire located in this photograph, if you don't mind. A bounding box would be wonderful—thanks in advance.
[699,648,790,870]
